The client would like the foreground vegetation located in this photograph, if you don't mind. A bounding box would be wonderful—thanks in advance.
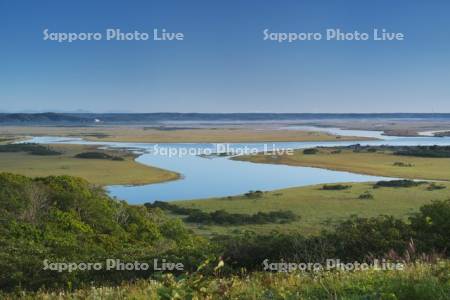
[7,262,450,299]
[0,144,178,185]
[1,173,450,299]
[0,173,210,292]
[235,145,450,181]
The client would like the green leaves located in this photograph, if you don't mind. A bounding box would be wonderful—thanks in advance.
[0,173,208,291]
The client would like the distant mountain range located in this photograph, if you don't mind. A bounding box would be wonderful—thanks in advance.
[1,112,450,125]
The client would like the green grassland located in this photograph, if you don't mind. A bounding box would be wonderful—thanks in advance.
[235,147,450,181]
[174,181,450,235]
[0,143,179,185]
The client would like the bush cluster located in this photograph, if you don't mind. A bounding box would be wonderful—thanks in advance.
[244,190,264,198]
[0,173,209,291]
[303,148,319,155]
[321,184,351,190]
[74,152,124,160]
[0,143,61,155]
[220,199,450,270]
[374,180,425,188]
[145,201,298,225]
[395,145,450,158]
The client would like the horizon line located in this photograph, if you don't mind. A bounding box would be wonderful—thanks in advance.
[2,112,450,115]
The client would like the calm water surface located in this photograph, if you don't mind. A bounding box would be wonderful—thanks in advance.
[28,130,450,203]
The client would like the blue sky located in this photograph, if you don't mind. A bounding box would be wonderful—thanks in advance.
[1,0,449,113]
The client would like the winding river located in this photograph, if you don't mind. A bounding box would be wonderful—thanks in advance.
[27,129,450,204]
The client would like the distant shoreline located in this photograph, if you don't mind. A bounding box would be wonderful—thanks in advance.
[2,112,450,126]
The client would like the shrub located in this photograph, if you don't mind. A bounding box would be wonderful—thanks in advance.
[219,215,413,268]
[146,202,298,225]
[244,190,264,198]
[219,232,335,270]
[0,173,209,291]
[329,215,412,261]
[409,200,450,255]
[185,209,298,225]
[0,143,61,155]
[374,180,425,188]
[322,184,351,190]
[303,148,319,155]
[74,152,124,161]
[393,162,414,167]
[427,183,446,191]
[358,191,374,200]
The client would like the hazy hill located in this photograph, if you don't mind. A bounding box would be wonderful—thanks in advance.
[2,112,450,125]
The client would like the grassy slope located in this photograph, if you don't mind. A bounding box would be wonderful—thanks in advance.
[0,126,373,143]
[174,182,450,235]
[0,144,179,185]
[235,148,450,181]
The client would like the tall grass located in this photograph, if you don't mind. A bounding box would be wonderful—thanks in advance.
[5,261,449,300]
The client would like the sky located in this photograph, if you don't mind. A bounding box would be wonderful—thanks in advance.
[1,0,449,113]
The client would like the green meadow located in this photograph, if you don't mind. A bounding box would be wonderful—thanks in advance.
[175,181,450,235]
[0,143,179,185]
[235,146,450,181]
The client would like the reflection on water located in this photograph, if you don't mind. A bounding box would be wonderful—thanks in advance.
[27,129,450,204]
